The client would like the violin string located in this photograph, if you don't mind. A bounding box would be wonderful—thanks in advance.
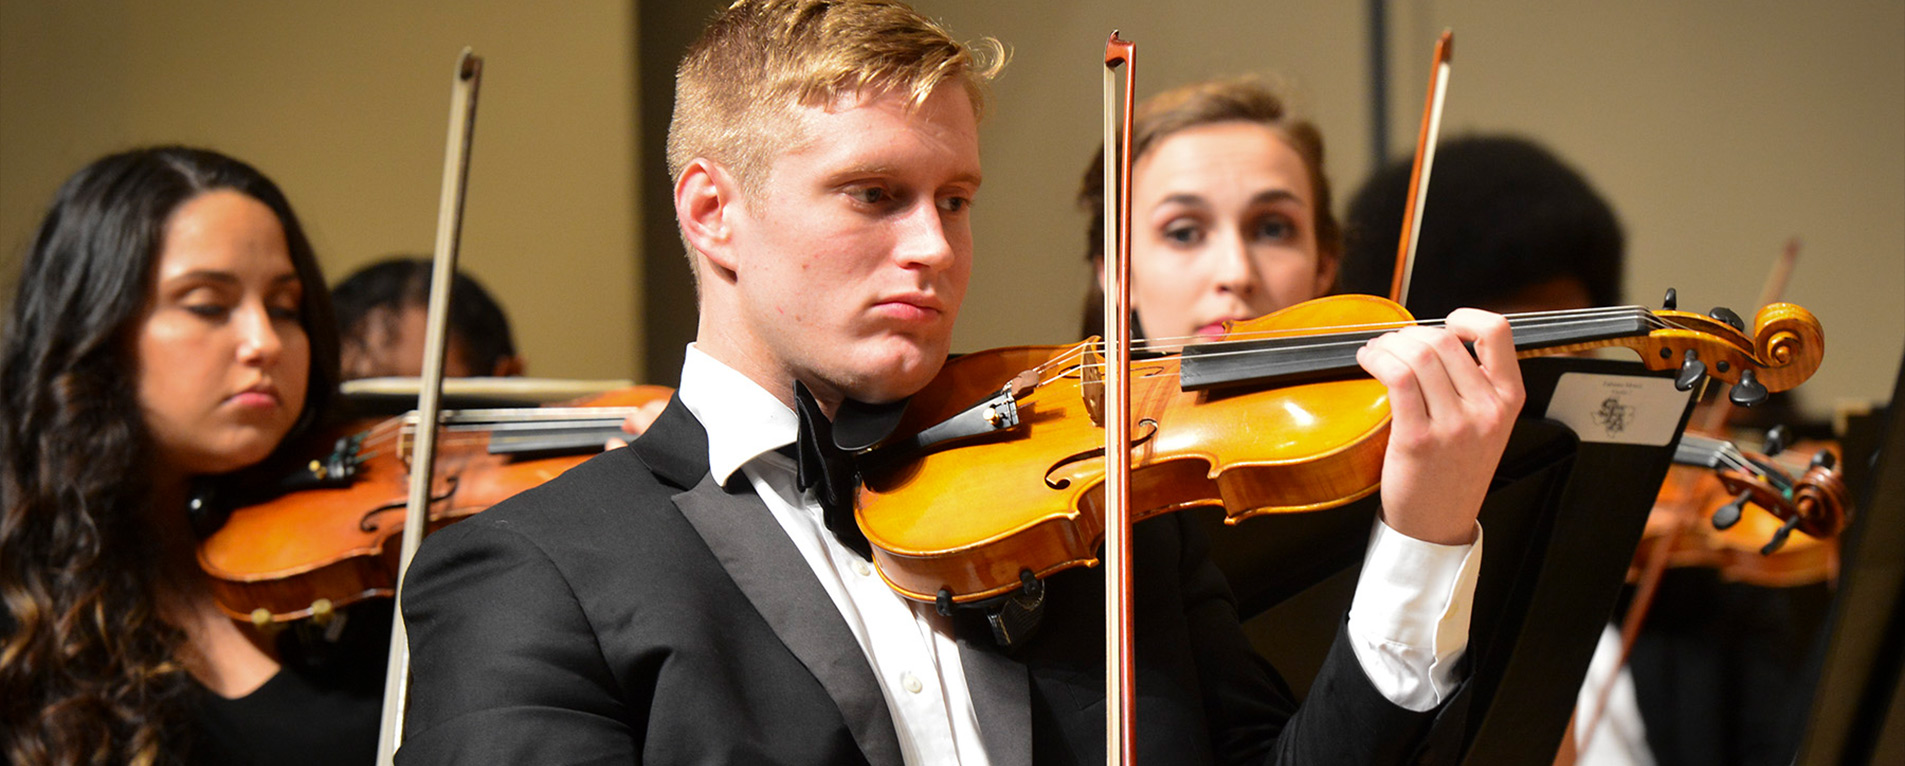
[1020,306,1720,388]
[1027,306,1675,385]
[1067,306,1667,361]
[1705,441,1805,498]
[1711,445,1765,479]
[1104,305,1662,352]
[829,303,1734,400]
[1069,314,1658,372]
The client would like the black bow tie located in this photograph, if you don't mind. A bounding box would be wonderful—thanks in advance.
[787,382,1048,647]
[788,382,872,560]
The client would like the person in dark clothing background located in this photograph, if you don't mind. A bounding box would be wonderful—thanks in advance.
[1338,134,1623,319]
[331,256,524,380]
[1341,134,1829,766]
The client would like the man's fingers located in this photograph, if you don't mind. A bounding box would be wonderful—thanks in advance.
[1364,328,1468,424]
[1444,308,1524,406]
[1358,339,1429,435]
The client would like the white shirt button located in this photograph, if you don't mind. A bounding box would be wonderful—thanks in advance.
[902,671,923,694]
[853,560,873,577]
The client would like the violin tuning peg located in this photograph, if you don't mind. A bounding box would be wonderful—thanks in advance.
[1709,306,1747,333]
[1763,425,1790,457]
[1761,515,1803,555]
[1729,369,1769,407]
[1811,449,1836,471]
[1676,349,1708,391]
[1663,288,1679,311]
[1712,491,1750,530]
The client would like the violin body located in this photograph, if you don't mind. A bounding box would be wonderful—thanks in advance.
[199,385,672,623]
[858,295,1403,604]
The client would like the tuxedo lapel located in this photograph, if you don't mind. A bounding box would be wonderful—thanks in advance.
[675,476,905,766]
[959,638,1031,766]
[627,397,708,490]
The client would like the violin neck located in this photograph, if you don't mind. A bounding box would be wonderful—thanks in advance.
[1178,306,1655,391]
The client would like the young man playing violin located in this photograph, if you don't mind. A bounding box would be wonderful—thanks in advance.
[396,1,1525,763]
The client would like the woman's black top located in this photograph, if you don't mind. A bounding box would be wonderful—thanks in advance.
[189,600,389,765]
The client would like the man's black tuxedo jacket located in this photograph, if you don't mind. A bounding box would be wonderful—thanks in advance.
[397,400,1445,764]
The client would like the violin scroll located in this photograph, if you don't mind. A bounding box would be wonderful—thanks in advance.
[1786,447,1848,541]
[1752,302,1825,385]
[1630,301,1822,401]
[1708,443,1847,554]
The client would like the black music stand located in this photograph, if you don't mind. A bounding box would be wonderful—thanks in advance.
[1795,354,1905,765]
[1200,356,1697,763]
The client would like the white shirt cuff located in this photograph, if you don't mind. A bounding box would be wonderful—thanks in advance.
[1345,516,1483,712]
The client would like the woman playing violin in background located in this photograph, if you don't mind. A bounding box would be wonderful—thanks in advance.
[0,147,376,764]
[1076,75,1521,546]
[1070,72,1522,727]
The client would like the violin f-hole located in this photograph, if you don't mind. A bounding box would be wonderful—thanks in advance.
[1043,419,1158,490]
[358,475,461,533]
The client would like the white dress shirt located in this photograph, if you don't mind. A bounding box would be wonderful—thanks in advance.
[675,345,1482,764]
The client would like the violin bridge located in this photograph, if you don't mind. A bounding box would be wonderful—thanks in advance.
[1081,338,1106,427]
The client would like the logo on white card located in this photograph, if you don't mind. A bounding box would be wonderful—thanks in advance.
[1545,372,1692,446]
[1592,395,1637,436]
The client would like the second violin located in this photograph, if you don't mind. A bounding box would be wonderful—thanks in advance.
[198,384,671,625]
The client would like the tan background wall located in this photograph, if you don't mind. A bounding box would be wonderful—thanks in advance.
[4,0,1899,418]
[0,0,642,382]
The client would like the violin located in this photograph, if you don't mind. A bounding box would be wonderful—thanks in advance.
[197,384,672,625]
[850,294,1824,609]
[1634,430,1849,587]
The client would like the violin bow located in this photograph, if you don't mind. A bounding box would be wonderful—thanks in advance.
[1102,31,1138,765]
[1389,30,1453,308]
[375,48,483,765]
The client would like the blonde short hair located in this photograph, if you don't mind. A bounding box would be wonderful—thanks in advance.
[667,0,1004,196]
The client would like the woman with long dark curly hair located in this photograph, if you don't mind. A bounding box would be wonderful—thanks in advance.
[0,147,372,764]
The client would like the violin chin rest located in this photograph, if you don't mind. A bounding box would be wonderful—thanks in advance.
[834,396,910,452]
